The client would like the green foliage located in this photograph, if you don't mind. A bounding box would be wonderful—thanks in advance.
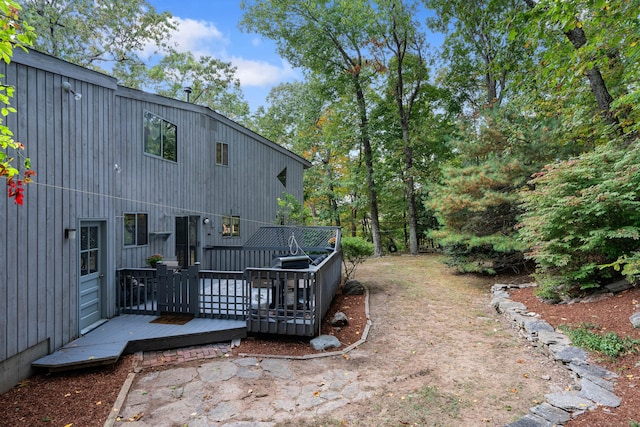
[340,236,374,280]
[21,0,176,79]
[275,192,309,226]
[147,51,250,122]
[519,141,640,298]
[1,0,35,204]
[428,107,574,274]
[559,323,640,361]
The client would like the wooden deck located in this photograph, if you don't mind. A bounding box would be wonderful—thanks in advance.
[32,315,247,372]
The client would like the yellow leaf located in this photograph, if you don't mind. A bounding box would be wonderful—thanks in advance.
[64,424,73,427]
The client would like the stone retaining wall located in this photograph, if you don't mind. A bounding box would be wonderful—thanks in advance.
[491,283,621,427]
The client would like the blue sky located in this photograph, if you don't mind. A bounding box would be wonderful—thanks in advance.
[146,1,299,112]
[146,1,441,113]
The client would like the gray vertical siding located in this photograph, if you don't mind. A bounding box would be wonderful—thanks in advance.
[0,52,117,363]
[0,49,309,374]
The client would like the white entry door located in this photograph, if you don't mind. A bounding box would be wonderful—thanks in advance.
[79,222,105,333]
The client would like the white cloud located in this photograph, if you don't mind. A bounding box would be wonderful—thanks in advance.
[167,17,228,53]
[138,16,227,58]
[139,16,298,91]
[231,57,298,87]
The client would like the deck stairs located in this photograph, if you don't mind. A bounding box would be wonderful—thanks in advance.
[32,315,246,372]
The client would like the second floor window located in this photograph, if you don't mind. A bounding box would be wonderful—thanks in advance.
[216,141,228,166]
[144,111,177,162]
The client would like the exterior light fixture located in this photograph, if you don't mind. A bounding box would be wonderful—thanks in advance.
[65,228,77,239]
[62,81,82,101]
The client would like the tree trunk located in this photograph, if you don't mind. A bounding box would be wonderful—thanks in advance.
[524,0,618,127]
[564,27,617,127]
[403,132,419,255]
[354,76,383,257]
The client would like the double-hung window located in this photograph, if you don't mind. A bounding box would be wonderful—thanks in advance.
[124,213,148,246]
[144,111,177,162]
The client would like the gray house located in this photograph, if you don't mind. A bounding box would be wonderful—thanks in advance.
[0,49,312,393]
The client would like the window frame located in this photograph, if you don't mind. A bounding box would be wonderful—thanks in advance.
[123,212,149,247]
[222,215,240,238]
[216,141,229,166]
[143,111,177,162]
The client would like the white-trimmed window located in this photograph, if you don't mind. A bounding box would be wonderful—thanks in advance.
[144,111,177,162]
[216,141,229,166]
[124,213,148,246]
[222,215,240,237]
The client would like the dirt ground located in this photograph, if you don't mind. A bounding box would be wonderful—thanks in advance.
[1,254,639,426]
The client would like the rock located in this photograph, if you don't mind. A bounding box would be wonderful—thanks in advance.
[529,402,571,425]
[505,414,554,427]
[497,300,528,313]
[569,361,618,392]
[330,312,349,327]
[551,345,588,363]
[310,335,341,351]
[342,279,365,295]
[578,378,621,407]
[545,392,595,412]
[630,311,640,328]
[523,319,555,334]
[536,330,571,346]
[604,278,632,293]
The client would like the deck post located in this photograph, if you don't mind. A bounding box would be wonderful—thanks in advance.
[189,263,200,316]
[156,263,168,315]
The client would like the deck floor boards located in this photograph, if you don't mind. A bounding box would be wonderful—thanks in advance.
[32,315,246,371]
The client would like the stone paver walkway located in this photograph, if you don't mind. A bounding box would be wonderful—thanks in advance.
[115,352,373,427]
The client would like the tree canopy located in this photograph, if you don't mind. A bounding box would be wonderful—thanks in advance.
[11,0,640,297]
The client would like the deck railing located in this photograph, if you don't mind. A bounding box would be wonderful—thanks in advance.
[115,248,342,336]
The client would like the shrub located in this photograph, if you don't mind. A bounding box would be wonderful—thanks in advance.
[519,141,640,299]
[559,323,640,361]
[341,236,374,280]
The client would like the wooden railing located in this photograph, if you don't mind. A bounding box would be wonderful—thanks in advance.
[115,248,342,336]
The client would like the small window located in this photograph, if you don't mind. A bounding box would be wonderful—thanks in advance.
[277,167,287,187]
[144,111,177,162]
[216,142,229,166]
[124,213,148,246]
[222,215,240,237]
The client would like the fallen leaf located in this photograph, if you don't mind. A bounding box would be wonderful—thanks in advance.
[511,388,518,393]
[523,373,529,378]
[64,393,71,397]
[63,424,73,427]
[96,401,102,405]
[314,391,320,397]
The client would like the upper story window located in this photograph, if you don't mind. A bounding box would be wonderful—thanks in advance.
[124,213,148,247]
[144,111,177,162]
[277,167,287,187]
[222,215,240,237]
[216,141,228,166]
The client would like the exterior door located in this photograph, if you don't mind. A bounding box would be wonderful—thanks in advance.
[175,216,199,268]
[79,222,105,333]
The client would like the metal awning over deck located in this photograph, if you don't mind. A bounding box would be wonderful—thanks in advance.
[32,315,246,372]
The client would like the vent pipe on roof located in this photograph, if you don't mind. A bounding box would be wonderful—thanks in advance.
[184,86,192,103]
